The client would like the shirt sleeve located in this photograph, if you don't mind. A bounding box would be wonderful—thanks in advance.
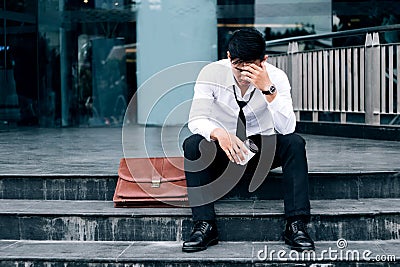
[266,70,296,135]
[188,82,220,141]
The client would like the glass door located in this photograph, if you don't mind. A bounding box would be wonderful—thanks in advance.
[0,0,38,126]
[44,0,138,127]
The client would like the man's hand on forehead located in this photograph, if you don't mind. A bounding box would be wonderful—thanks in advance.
[243,63,262,71]
[240,63,272,92]
[241,63,263,80]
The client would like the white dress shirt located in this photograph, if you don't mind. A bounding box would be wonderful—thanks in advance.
[188,59,296,141]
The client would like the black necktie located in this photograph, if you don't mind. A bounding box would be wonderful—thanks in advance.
[233,85,255,141]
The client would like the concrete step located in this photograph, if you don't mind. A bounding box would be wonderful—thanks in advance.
[0,240,398,266]
[0,175,117,201]
[1,171,399,201]
[1,199,399,242]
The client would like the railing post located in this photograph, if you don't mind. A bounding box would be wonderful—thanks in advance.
[287,42,300,120]
[364,32,381,125]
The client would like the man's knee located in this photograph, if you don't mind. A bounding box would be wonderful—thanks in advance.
[183,134,206,160]
[280,133,306,151]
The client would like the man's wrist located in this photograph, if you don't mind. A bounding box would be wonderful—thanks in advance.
[265,93,277,103]
[210,128,224,141]
[261,83,273,92]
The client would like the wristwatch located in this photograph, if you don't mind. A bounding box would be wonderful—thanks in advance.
[262,84,277,95]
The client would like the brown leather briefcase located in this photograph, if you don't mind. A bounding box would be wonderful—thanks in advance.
[113,157,189,208]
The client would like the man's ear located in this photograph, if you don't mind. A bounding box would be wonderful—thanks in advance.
[227,51,231,60]
[262,55,268,62]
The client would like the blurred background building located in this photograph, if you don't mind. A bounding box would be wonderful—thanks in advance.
[0,0,399,127]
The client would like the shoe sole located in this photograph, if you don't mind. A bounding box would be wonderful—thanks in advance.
[182,238,219,253]
[284,237,315,252]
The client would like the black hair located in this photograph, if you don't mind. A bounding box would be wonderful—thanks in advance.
[228,28,266,62]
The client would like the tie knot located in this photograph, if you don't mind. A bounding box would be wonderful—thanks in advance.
[237,100,247,109]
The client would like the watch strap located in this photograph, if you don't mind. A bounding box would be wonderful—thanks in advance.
[262,84,276,95]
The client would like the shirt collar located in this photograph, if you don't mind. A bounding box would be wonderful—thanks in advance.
[230,72,257,99]
[218,66,235,89]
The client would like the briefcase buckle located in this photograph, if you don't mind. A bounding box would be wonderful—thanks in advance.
[151,177,161,188]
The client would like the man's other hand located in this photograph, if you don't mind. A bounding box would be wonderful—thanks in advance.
[210,128,248,164]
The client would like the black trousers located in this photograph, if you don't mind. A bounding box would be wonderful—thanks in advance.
[182,133,311,221]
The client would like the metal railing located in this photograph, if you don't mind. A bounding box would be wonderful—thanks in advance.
[268,26,400,126]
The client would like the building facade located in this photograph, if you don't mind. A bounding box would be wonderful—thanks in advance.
[0,0,399,127]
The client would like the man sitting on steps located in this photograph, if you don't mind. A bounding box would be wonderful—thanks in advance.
[182,28,314,253]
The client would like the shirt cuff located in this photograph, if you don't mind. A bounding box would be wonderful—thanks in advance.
[265,93,282,110]
[189,119,219,142]
[265,93,294,122]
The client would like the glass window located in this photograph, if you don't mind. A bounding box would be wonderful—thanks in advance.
[333,0,400,46]
[218,0,331,55]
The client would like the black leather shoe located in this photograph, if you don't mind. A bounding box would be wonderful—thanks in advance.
[284,219,315,251]
[182,221,219,252]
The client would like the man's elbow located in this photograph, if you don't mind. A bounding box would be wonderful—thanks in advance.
[188,121,197,135]
[278,114,296,135]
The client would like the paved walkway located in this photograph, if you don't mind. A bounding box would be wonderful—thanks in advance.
[0,126,399,175]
